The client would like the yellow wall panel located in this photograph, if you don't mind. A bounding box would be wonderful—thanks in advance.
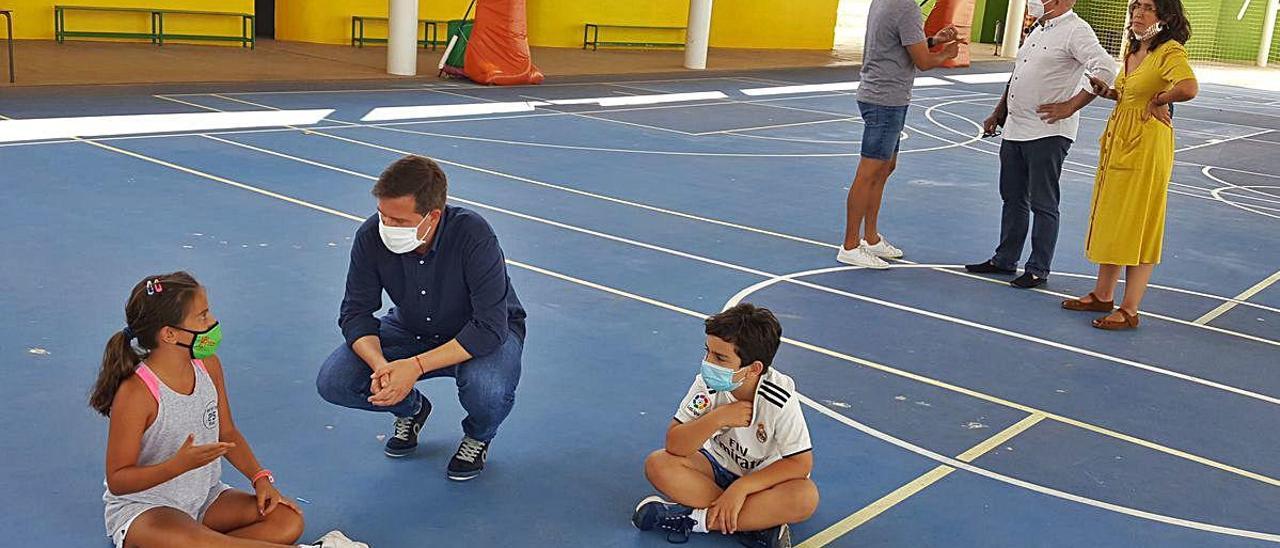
[8,0,252,42]
[276,0,473,45]
[276,0,838,50]
[710,0,839,49]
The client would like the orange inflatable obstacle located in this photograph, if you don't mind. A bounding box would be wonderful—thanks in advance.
[924,0,976,68]
[463,0,544,85]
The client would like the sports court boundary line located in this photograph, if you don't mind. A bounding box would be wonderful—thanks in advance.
[174,105,1280,401]
[1195,270,1280,325]
[181,92,1280,347]
[52,135,1280,543]
[796,413,1047,548]
[152,131,1280,490]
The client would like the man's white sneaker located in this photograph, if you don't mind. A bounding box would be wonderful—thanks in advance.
[862,235,904,259]
[304,530,369,548]
[836,245,890,269]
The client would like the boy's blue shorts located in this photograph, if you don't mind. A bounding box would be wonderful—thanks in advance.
[699,448,741,490]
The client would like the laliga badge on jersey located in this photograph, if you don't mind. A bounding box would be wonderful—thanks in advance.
[689,393,711,414]
[756,422,768,443]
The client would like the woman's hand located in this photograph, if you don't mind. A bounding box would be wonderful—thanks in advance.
[1144,93,1172,126]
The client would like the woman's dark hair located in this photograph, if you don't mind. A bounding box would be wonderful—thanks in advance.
[705,303,783,372]
[89,272,201,416]
[1129,0,1192,54]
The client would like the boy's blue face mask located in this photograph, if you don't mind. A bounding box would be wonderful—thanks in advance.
[701,360,745,392]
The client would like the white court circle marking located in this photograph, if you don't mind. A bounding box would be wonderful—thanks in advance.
[725,265,1280,543]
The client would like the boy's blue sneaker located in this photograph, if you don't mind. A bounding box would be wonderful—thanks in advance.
[735,524,792,548]
[632,495,696,544]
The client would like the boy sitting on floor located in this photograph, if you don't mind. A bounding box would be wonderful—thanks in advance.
[633,303,819,548]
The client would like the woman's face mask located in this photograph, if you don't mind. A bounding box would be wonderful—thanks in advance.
[1131,21,1164,41]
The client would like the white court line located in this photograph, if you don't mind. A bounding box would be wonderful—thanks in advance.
[916,96,1276,207]
[798,413,1048,547]
[595,91,728,107]
[742,81,861,96]
[193,129,1280,409]
[161,75,773,97]
[22,92,1272,335]
[739,76,951,97]
[0,87,979,151]
[168,93,1280,331]
[1195,270,1280,325]
[1175,129,1276,153]
[693,116,860,136]
[780,267,1280,406]
[794,393,1280,544]
[901,261,1280,345]
[153,94,223,111]
[1204,168,1280,220]
[912,76,953,87]
[58,134,1280,541]
[944,72,1013,84]
[360,101,549,122]
[0,109,334,143]
[139,92,1279,347]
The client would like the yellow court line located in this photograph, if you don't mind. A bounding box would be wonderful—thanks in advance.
[1195,270,1280,325]
[796,413,1047,548]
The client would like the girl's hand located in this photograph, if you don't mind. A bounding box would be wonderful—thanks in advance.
[172,434,235,473]
[254,479,302,516]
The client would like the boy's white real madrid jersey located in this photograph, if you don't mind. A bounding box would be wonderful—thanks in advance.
[673,368,812,477]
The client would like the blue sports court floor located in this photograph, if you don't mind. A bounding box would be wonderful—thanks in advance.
[2,62,1279,547]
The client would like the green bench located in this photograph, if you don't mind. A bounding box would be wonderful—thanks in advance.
[54,5,254,48]
[2,9,12,83]
[351,16,446,50]
[583,23,686,50]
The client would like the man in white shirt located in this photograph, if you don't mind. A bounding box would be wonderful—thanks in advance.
[966,0,1117,288]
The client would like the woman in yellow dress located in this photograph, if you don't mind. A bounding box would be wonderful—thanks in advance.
[1061,0,1198,330]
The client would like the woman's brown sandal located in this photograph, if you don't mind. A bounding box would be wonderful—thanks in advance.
[1093,309,1140,330]
[1062,292,1114,312]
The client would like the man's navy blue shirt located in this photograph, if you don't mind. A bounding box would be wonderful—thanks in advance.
[339,206,526,356]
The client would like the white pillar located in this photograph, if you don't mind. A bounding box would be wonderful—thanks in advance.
[387,0,419,76]
[1259,0,1279,67]
[684,0,714,70]
[1000,0,1026,59]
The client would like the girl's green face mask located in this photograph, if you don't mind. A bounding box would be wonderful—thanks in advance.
[174,322,222,360]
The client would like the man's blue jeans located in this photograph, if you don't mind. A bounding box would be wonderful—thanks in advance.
[316,314,522,442]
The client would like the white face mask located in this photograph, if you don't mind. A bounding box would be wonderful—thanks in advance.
[1026,0,1046,19]
[1131,21,1163,41]
[379,214,432,254]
